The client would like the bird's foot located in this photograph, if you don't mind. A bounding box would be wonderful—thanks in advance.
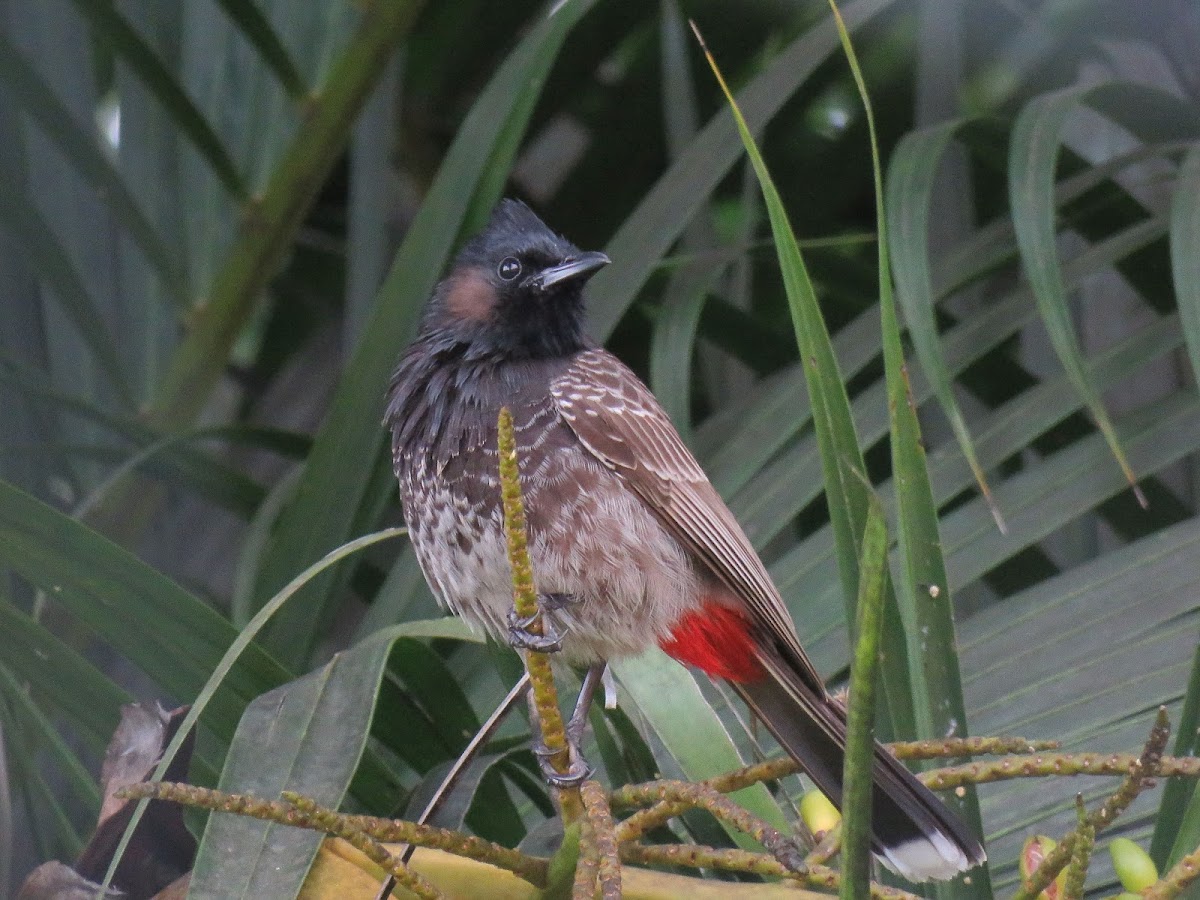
[505,593,576,653]
[528,664,606,790]
[506,609,564,652]
[531,735,593,788]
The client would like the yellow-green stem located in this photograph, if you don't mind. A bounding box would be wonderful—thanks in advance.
[1062,794,1094,900]
[497,406,582,822]
[581,780,622,899]
[1147,843,1200,899]
[281,792,443,900]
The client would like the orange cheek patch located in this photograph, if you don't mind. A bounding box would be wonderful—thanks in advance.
[445,269,498,322]
[660,600,764,682]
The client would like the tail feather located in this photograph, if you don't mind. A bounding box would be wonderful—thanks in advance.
[734,652,986,882]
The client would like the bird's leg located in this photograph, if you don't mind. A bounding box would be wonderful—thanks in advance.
[506,591,576,653]
[564,662,606,749]
[528,663,606,789]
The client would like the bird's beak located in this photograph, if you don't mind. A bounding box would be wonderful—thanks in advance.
[530,251,611,293]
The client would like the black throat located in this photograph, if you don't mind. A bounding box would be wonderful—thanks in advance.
[385,334,581,466]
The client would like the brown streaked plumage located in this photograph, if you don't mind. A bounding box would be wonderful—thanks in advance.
[385,199,985,881]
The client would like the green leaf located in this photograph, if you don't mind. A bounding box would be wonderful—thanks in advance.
[742,218,1169,672]
[351,543,440,641]
[694,24,864,630]
[694,21,916,741]
[942,395,1200,588]
[386,639,480,748]
[702,141,1173,517]
[69,424,300,521]
[0,599,129,754]
[649,258,723,441]
[700,311,878,500]
[1146,630,1200,867]
[99,526,406,894]
[0,359,309,516]
[588,0,897,342]
[612,651,789,838]
[785,322,1194,680]
[958,516,1200,885]
[0,181,133,407]
[0,662,101,820]
[232,467,302,629]
[829,6,987,888]
[769,286,1180,680]
[345,53,402,350]
[839,490,887,900]
[0,708,86,861]
[886,118,1001,527]
[0,479,290,750]
[406,750,513,831]
[253,0,596,662]
[211,0,306,101]
[647,0,721,440]
[1007,82,1200,509]
[150,0,425,427]
[1169,145,1200,387]
[183,621,486,899]
[190,628,398,898]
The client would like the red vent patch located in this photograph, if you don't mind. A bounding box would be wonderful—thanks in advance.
[660,601,764,682]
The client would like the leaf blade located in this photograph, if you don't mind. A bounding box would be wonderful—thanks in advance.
[886,119,1002,529]
[692,19,916,741]
[1169,145,1200,387]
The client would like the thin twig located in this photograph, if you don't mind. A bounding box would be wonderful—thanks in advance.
[890,735,1060,760]
[117,782,548,886]
[805,824,842,866]
[1061,794,1094,900]
[611,780,803,871]
[1146,843,1200,899]
[619,843,923,900]
[922,749,1200,790]
[581,781,621,899]
[281,793,444,900]
[617,735,1067,842]
[1013,707,1170,900]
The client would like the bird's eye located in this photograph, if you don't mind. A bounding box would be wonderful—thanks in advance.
[497,257,522,281]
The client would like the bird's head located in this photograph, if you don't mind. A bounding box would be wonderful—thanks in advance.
[420,199,609,360]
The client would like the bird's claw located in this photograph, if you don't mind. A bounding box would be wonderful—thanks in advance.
[506,609,565,652]
[506,593,577,653]
[531,736,593,788]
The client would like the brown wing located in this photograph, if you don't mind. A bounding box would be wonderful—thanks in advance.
[551,348,825,693]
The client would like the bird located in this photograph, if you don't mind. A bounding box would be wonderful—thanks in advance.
[385,198,986,882]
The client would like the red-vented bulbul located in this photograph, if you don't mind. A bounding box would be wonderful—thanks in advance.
[386,199,985,881]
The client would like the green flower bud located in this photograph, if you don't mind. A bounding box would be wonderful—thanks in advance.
[1109,837,1158,892]
[799,788,840,838]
